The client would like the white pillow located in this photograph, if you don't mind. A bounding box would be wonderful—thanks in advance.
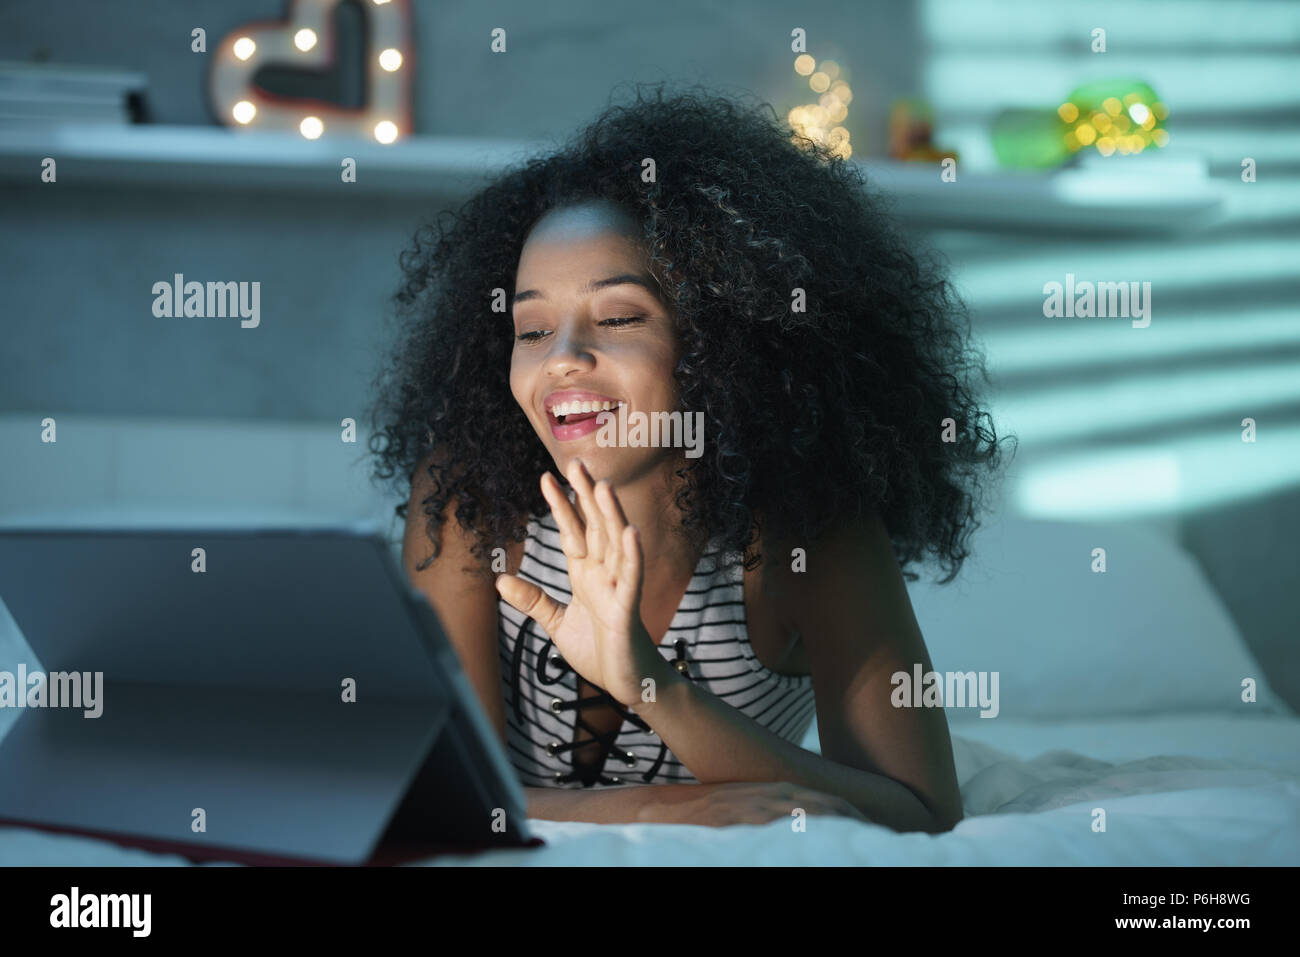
[902,514,1287,721]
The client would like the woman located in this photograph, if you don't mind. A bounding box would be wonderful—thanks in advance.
[369,83,1008,832]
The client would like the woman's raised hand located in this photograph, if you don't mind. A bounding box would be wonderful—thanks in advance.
[494,458,666,708]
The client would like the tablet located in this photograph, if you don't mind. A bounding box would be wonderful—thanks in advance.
[0,524,534,865]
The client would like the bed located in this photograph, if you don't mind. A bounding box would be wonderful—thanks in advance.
[2,510,1297,866]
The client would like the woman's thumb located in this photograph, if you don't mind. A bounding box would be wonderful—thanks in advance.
[495,573,564,636]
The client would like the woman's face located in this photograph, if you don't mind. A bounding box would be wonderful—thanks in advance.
[510,200,681,486]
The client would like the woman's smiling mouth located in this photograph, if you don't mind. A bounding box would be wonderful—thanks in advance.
[544,389,625,440]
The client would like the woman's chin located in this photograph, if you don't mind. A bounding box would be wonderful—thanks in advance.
[553,447,681,487]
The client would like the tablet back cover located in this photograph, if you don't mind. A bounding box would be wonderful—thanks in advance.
[0,526,534,864]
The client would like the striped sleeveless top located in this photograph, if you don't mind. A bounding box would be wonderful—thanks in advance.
[498,506,817,788]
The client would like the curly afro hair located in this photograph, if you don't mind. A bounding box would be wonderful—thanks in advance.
[368,81,1012,586]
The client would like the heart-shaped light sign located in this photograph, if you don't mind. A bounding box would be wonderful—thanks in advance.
[209,0,412,143]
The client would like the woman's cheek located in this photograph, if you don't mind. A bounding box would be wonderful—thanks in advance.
[507,361,529,410]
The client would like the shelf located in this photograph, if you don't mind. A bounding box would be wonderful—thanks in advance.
[0,122,538,197]
[0,122,1226,232]
[867,154,1225,233]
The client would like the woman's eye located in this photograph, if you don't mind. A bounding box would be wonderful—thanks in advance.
[515,317,644,342]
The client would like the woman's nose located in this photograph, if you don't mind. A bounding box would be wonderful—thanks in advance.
[542,323,596,375]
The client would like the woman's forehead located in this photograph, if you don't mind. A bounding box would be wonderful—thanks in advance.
[525,199,640,247]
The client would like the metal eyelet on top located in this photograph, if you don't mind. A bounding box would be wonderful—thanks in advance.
[549,697,563,714]
[622,751,637,767]
[674,659,690,675]
[548,652,564,668]
[546,741,562,757]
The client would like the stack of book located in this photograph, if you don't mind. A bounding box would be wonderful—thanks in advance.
[0,60,148,125]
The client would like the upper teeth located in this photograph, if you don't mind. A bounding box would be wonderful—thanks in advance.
[552,400,621,416]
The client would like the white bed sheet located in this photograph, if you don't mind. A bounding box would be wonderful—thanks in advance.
[3,712,1296,866]
[419,711,1300,866]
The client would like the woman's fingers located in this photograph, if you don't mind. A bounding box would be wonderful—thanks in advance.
[567,458,607,565]
[541,462,633,594]
[615,524,642,611]
[595,479,629,571]
[495,573,565,637]
[541,470,587,560]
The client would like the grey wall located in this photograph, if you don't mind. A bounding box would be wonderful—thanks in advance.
[1,184,422,419]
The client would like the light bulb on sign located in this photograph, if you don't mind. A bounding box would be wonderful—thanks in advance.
[210,0,413,143]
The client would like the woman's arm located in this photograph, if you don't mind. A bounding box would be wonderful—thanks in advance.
[401,456,511,744]
[524,781,867,826]
[632,671,949,833]
[631,509,964,834]
[523,784,662,824]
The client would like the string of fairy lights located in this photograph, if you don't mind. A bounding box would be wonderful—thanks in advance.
[788,54,853,159]
[1057,89,1170,158]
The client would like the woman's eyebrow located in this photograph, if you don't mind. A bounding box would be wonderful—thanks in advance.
[512,273,658,306]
